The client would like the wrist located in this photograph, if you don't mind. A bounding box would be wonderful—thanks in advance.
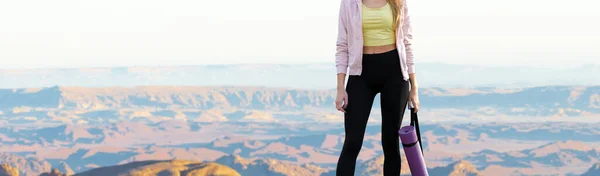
[410,88,418,94]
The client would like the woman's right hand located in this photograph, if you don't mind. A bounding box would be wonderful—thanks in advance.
[335,90,348,113]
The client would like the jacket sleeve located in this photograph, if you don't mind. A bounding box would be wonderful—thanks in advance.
[403,0,415,74]
[335,0,349,74]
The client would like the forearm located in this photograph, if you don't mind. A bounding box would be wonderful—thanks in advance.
[337,73,346,91]
[409,73,418,89]
[404,0,416,91]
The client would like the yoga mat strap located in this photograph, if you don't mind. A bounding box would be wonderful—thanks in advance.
[409,108,424,156]
[402,141,418,148]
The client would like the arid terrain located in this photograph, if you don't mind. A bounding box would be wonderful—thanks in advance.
[0,86,599,176]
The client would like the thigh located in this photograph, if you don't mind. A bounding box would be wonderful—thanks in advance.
[379,77,410,130]
[344,76,378,137]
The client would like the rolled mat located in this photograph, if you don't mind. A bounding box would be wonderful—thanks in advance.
[398,108,429,176]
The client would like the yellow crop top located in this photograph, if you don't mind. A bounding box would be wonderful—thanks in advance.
[362,3,395,46]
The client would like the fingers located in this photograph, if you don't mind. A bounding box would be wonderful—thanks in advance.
[337,106,346,113]
[413,100,420,113]
[408,99,420,112]
[339,101,346,113]
[342,97,348,109]
[335,100,346,113]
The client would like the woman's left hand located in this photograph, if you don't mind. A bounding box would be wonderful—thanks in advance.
[408,88,420,112]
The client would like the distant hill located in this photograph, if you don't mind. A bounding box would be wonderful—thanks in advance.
[2,148,600,176]
[73,160,240,176]
[1,121,599,175]
[464,140,600,168]
[355,155,411,175]
[215,155,328,176]
[0,153,52,176]
[429,160,483,176]
[0,159,240,176]
[1,63,599,89]
[0,164,19,176]
[39,169,67,176]
[581,163,600,176]
[0,86,599,118]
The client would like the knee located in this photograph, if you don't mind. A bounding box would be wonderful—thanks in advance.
[382,145,401,159]
[380,135,400,150]
[381,130,400,143]
[342,137,363,154]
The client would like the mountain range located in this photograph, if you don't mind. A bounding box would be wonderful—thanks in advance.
[1,63,599,89]
[2,152,600,176]
[1,86,599,124]
[1,119,600,175]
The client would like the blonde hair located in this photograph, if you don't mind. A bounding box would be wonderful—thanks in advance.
[387,0,403,30]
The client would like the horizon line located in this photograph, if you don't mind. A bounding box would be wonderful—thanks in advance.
[2,84,597,91]
[1,61,598,70]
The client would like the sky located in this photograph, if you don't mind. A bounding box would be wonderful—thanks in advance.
[0,0,599,69]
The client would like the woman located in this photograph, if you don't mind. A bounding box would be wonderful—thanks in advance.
[334,0,419,175]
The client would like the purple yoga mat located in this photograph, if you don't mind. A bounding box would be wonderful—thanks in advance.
[399,125,429,176]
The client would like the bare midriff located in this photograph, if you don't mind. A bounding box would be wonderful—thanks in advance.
[363,44,396,54]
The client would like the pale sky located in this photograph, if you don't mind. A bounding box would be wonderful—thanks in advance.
[0,0,598,69]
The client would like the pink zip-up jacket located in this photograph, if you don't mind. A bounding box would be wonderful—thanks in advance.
[335,0,415,81]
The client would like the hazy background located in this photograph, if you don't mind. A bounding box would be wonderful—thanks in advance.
[1,0,600,176]
[1,0,599,69]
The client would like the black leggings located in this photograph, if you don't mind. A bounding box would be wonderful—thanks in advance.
[336,49,410,176]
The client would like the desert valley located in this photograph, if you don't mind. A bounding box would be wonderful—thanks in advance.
[0,85,599,176]
[1,64,599,176]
